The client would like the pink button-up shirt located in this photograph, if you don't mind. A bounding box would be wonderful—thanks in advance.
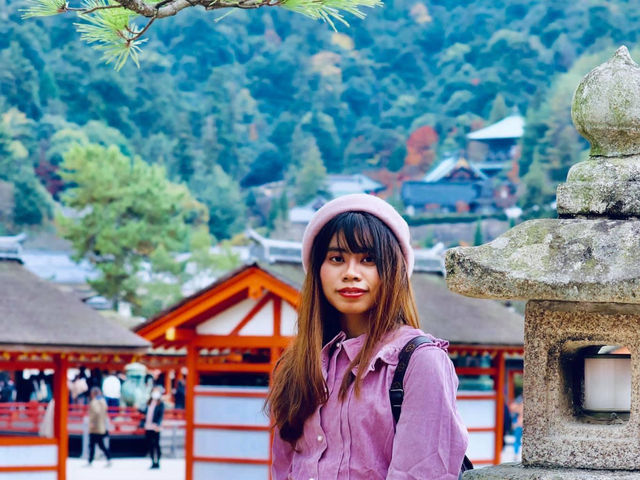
[272,325,468,480]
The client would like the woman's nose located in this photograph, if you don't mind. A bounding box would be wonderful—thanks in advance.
[343,259,361,280]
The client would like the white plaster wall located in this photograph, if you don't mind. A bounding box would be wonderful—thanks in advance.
[194,394,269,426]
[456,397,496,428]
[238,300,273,336]
[0,474,56,480]
[280,301,297,336]
[196,298,257,335]
[194,461,268,480]
[193,429,270,459]
[0,445,57,467]
[466,431,495,460]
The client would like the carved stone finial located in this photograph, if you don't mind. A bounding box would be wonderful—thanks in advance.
[572,46,640,157]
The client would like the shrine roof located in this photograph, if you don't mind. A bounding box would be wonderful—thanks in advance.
[0,261,149,352]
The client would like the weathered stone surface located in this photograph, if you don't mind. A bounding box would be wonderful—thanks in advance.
[556,148,640,219]
[572,46,640,157]
[566,157,640,183]
[463,463,640,479]
[557,182,640,217]
[445,219,640,304]
[523,301,640,470]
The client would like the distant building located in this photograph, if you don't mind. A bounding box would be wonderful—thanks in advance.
[467,113,524,178]
[327,174,385,197]
[289,175,385,224]
[401,157,497,214]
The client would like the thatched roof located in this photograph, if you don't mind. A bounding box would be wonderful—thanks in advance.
[0,261,149,352]
[262,262,523,346]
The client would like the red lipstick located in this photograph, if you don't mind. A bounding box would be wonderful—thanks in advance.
[338,288,367,298]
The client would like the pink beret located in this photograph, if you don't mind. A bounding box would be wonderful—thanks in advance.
[301,194,414,277]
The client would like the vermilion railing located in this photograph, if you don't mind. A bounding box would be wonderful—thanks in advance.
[0,402,185,436]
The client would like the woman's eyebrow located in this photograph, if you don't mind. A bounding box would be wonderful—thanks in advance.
[327,246,347,253]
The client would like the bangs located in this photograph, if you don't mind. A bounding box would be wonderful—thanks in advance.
[333,213,377,255]
[312,211,401,275]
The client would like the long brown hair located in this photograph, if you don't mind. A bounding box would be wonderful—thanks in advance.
[266,212,419,445]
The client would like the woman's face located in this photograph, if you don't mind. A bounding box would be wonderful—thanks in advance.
[319,233,381,325]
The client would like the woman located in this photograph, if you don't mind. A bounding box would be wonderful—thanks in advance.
[267,194,468,479]
[87,386,112,467]
[143,386,164,469]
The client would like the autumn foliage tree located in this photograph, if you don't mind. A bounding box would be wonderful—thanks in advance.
[404,125,438,171]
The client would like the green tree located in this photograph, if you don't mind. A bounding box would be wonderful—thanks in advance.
[0,122,51,226]
[290,137,329,205]
[488,93,508,123]
[473,219,483,246]
[518,153,554,211]
[189,164,246,241]
[57,143,208,312]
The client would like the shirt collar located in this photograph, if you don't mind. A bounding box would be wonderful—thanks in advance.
[341,328,413,377]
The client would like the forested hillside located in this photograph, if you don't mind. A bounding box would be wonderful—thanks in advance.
[1,0,638,236]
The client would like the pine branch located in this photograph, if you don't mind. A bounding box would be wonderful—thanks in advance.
[280,0,382,28]
[73,0,146,70]
[23,0,383,70]
[21,0,68,18]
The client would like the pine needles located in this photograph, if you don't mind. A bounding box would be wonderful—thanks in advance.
[74,0,147,71]
[22,0,68,18]
[281,0,382,29]
[22,0,383,70]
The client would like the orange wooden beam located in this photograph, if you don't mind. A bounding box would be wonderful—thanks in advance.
[195,363,272,373]
[138,276,254,341]
[273,297,281,337]
[192,456,269,465]
[0,437,58,446]
[229,293,274,336]
[253,269,300,307]
[494,351,506,465]
[193,424,270,431]
[194,390,267,398]
[54,354,69,480]
[0,466,57,472]
[193,335,291,349]
[185,343,197,480]
[137,266,301,343]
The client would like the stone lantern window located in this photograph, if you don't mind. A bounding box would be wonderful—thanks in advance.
[446,46,640,478]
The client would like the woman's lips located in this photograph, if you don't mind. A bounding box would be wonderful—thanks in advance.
[338,288,367,298]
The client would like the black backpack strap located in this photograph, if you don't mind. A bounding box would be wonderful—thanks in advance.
[389,335,474,478]
[389,336,433,425]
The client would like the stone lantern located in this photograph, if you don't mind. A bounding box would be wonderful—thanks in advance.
[446,46,640,479]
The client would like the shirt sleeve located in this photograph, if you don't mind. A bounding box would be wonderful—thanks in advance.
[386,346,469,480]
[271,427,294,480]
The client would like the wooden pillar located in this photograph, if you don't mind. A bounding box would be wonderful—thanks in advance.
[164,369,172,403]
[185,344,197,480]
[494,350,506,464]
[54,355,69,480]
[267,298,283,480]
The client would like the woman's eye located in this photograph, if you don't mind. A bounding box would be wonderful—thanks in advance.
[329,255,343,263]
[362,256,375,264]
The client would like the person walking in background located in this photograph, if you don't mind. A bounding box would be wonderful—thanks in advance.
[510,395,524,461]
[143,386,165,469]
[102,371,121,408]
[87,386,111,467]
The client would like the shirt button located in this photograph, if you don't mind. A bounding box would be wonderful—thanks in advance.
[336,342,341,348]
[317,434,323,442]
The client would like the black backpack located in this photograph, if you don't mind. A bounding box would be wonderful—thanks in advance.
[389,336,474,479]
